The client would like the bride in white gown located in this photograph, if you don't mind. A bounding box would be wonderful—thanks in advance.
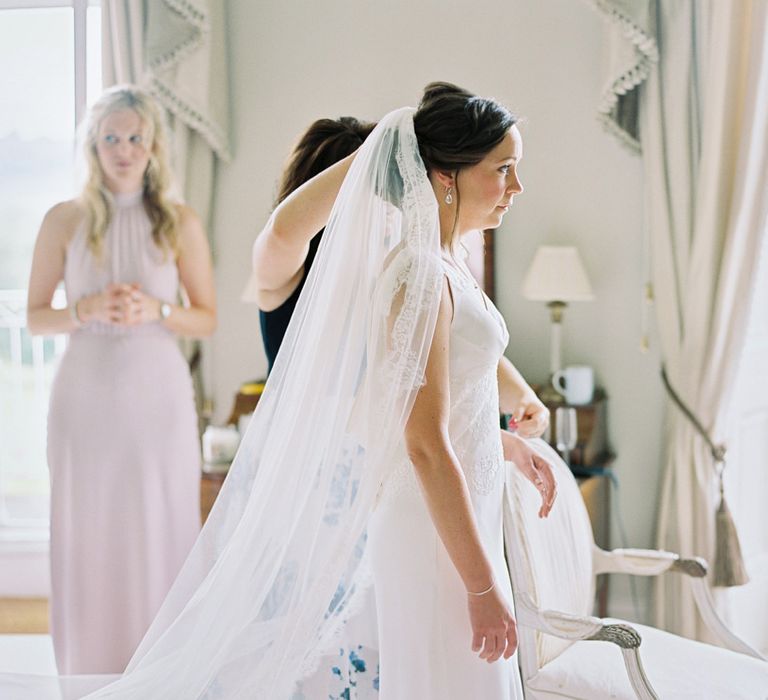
[1,83,557,699]
[364,83,551,699]
[368,250,524,698]
[256,82,556,700]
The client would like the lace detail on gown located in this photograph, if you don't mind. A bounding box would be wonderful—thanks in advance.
[378,258,509,503]
[453,369,505,496]
[378,454,420,503]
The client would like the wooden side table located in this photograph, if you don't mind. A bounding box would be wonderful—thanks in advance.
[532,387,615,616]
[201,467,229,524]
[226,380,265,425]
[577,471,611,616]
[200,380,265,524]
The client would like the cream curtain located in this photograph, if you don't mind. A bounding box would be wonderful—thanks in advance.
[101,0,231,422]
[102,0,231,236]
[102,0,143,85]
[588,0,768,639]
[581,0,657,153]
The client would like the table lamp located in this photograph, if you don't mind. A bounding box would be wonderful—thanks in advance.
[522,245,594,401]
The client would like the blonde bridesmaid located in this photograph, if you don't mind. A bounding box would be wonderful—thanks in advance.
[26,85,216,674]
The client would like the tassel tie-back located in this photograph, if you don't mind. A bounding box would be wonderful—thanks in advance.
[660,367,749,587]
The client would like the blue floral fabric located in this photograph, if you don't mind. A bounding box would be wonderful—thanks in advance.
[292,645,380,699]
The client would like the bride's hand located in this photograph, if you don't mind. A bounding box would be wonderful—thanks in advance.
[501,430,557,518]
[467,585,518,662]
[510,390,549,438]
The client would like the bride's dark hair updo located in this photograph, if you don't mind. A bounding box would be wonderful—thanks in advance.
[413,82,517,175]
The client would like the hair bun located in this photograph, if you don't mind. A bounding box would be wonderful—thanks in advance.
[419,81,472,106]
[413,81,517,175]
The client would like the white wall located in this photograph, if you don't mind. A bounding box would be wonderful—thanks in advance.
[212,0,666,621]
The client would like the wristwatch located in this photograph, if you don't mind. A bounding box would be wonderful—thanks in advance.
[159,302,172,321]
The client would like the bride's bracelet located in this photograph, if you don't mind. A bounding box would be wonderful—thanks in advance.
[467,581,495,597]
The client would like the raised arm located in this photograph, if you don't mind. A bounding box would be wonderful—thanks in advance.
[250,151,357,310]
[404,277,517,663]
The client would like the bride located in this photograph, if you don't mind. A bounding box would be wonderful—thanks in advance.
[2,82,558,699]
[253,82,556,699]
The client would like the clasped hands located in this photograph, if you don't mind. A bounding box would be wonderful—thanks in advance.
[79,283,162,326]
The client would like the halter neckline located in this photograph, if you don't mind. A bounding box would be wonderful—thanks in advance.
[112,189,143,208]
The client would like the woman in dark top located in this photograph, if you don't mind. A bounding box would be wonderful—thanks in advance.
[255,117,375,371]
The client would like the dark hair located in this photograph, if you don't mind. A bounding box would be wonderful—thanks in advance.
[276,116,376,205]
[413,82,517,239]
[413,82,517,174]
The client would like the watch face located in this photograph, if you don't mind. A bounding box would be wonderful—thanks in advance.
[161,303,171,319]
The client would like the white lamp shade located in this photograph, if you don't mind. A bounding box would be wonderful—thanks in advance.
[521,245,595,302]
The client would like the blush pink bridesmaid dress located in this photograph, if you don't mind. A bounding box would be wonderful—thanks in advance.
[47,190,201,674]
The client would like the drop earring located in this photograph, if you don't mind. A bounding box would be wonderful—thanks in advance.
[445,186,453,205]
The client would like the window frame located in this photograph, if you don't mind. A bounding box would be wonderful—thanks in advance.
[0,0,97,127]
[0,0,101,546]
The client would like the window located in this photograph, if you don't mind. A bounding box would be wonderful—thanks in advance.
[0,0,101,540]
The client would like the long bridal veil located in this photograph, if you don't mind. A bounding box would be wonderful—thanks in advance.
[0,107,443,699]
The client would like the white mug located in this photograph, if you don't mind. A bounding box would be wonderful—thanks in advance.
[552,365,594,405]
[202,425,240,463]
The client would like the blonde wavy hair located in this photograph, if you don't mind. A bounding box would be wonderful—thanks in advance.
[81,85,180,259]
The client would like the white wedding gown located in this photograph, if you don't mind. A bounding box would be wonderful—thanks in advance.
[367,256,524,699]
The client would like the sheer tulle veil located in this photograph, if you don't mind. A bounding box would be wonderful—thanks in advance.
[0,107,443,699]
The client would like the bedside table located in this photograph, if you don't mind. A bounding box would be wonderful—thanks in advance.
[532,387,615,616]
[200,381,266,523]
[201,461,231,524]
